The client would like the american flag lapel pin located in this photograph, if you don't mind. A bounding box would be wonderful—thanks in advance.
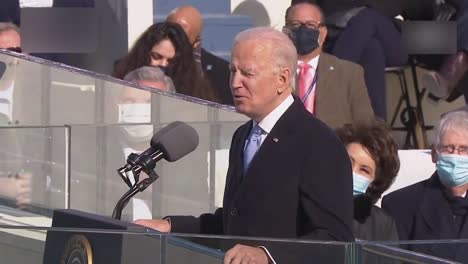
[273,137,279,143]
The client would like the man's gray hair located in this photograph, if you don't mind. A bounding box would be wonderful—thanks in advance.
[0,22,20,34]
[433,109,468,146]
[234,27,297,89]
[124,66,175,92]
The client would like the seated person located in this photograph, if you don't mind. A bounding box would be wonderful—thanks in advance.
[0,22,21,52]
[166,5,233,105]
[336,121,400,242]
[383,109,468,262]
[292,0,407,120]
[284,1,375,128]
[123,66,175,92]
[0,22,30,209]
[419,0,468,103]
[113,22,220,103]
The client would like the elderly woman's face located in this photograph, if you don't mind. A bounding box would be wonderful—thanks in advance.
[149,39,176,67]
[347,143,377,181]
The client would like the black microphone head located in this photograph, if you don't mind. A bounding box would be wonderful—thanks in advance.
[150,121,199,162]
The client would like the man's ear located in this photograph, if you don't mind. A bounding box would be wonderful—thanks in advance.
[277,67,291,94]
[319,26,328,45]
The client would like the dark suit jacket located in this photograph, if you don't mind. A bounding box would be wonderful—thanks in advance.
[306,53,374,129]
[170,97,354,262]
[52,0,94,7]
[0,0,20,25]
[382,173,468,262]
[353,196,398,241]
[201,48,233,106]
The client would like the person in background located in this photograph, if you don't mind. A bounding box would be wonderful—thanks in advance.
[112,22,219,103]
[0,22,31,209]
[336,121,400,244]
[422,0,468,106]
[383,110,468,262]
[123,66,175,92]
[114,74,171,221]
[292,0,408,120]
[166,5,233,105]
[284,1,375,129]
[0,22,21,52]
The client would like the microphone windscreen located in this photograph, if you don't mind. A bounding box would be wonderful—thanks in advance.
[150,121,199,162]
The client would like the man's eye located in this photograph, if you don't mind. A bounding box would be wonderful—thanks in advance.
[242,71,254,77]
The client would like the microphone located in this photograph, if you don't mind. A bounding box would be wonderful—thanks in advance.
[118,121,199,187]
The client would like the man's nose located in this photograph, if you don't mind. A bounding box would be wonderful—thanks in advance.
[230,72,242,88]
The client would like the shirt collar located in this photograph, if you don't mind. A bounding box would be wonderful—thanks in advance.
[298,55,320,70]
[253,94,294,134]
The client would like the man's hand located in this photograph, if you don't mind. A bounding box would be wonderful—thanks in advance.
[224,244,269,264]
[133,219,171,233]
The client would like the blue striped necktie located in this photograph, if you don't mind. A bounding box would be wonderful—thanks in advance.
[243,124,263,175]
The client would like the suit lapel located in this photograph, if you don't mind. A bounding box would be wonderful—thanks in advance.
[245,99,300,179]
[419,176,457,239]
[315,53,334,115]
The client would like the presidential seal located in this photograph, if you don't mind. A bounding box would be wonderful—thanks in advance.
[60,235,93,264]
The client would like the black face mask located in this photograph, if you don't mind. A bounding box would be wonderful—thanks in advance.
[290,25,320,55]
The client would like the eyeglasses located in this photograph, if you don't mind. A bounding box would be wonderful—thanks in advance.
[285,20,325,30]
[437,145,468,156]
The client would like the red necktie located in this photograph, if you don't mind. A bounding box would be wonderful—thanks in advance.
[298,62,316,114]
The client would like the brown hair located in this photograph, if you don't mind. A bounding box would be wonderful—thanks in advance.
[336,121,400,204]
[112,22,221,103]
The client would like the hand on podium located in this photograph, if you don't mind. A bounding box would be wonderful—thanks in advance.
[133,219,171,233]
[224,244,270,264]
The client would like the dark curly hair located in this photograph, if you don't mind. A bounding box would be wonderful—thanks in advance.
[336,121,400,205]
[112,22,220,102]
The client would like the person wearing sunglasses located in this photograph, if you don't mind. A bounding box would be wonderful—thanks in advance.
[383,110,468,262]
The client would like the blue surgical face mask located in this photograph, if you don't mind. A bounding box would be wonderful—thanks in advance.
[436,153,468,187]
[353,172,372,196]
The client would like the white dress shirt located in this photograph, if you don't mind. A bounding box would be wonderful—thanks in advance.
[246,94,294,149]
[297,55,320,93]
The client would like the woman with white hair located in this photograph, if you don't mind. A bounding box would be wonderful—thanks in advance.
[382,110,468,262]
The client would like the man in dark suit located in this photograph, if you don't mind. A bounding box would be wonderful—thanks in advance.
[382,110,468,262]
[166,5,233,105]
[135,27,354,263]
[284,2,375,129]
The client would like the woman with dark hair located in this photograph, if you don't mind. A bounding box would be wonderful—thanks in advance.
[113,22,220,103]
[336,121,400,241]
